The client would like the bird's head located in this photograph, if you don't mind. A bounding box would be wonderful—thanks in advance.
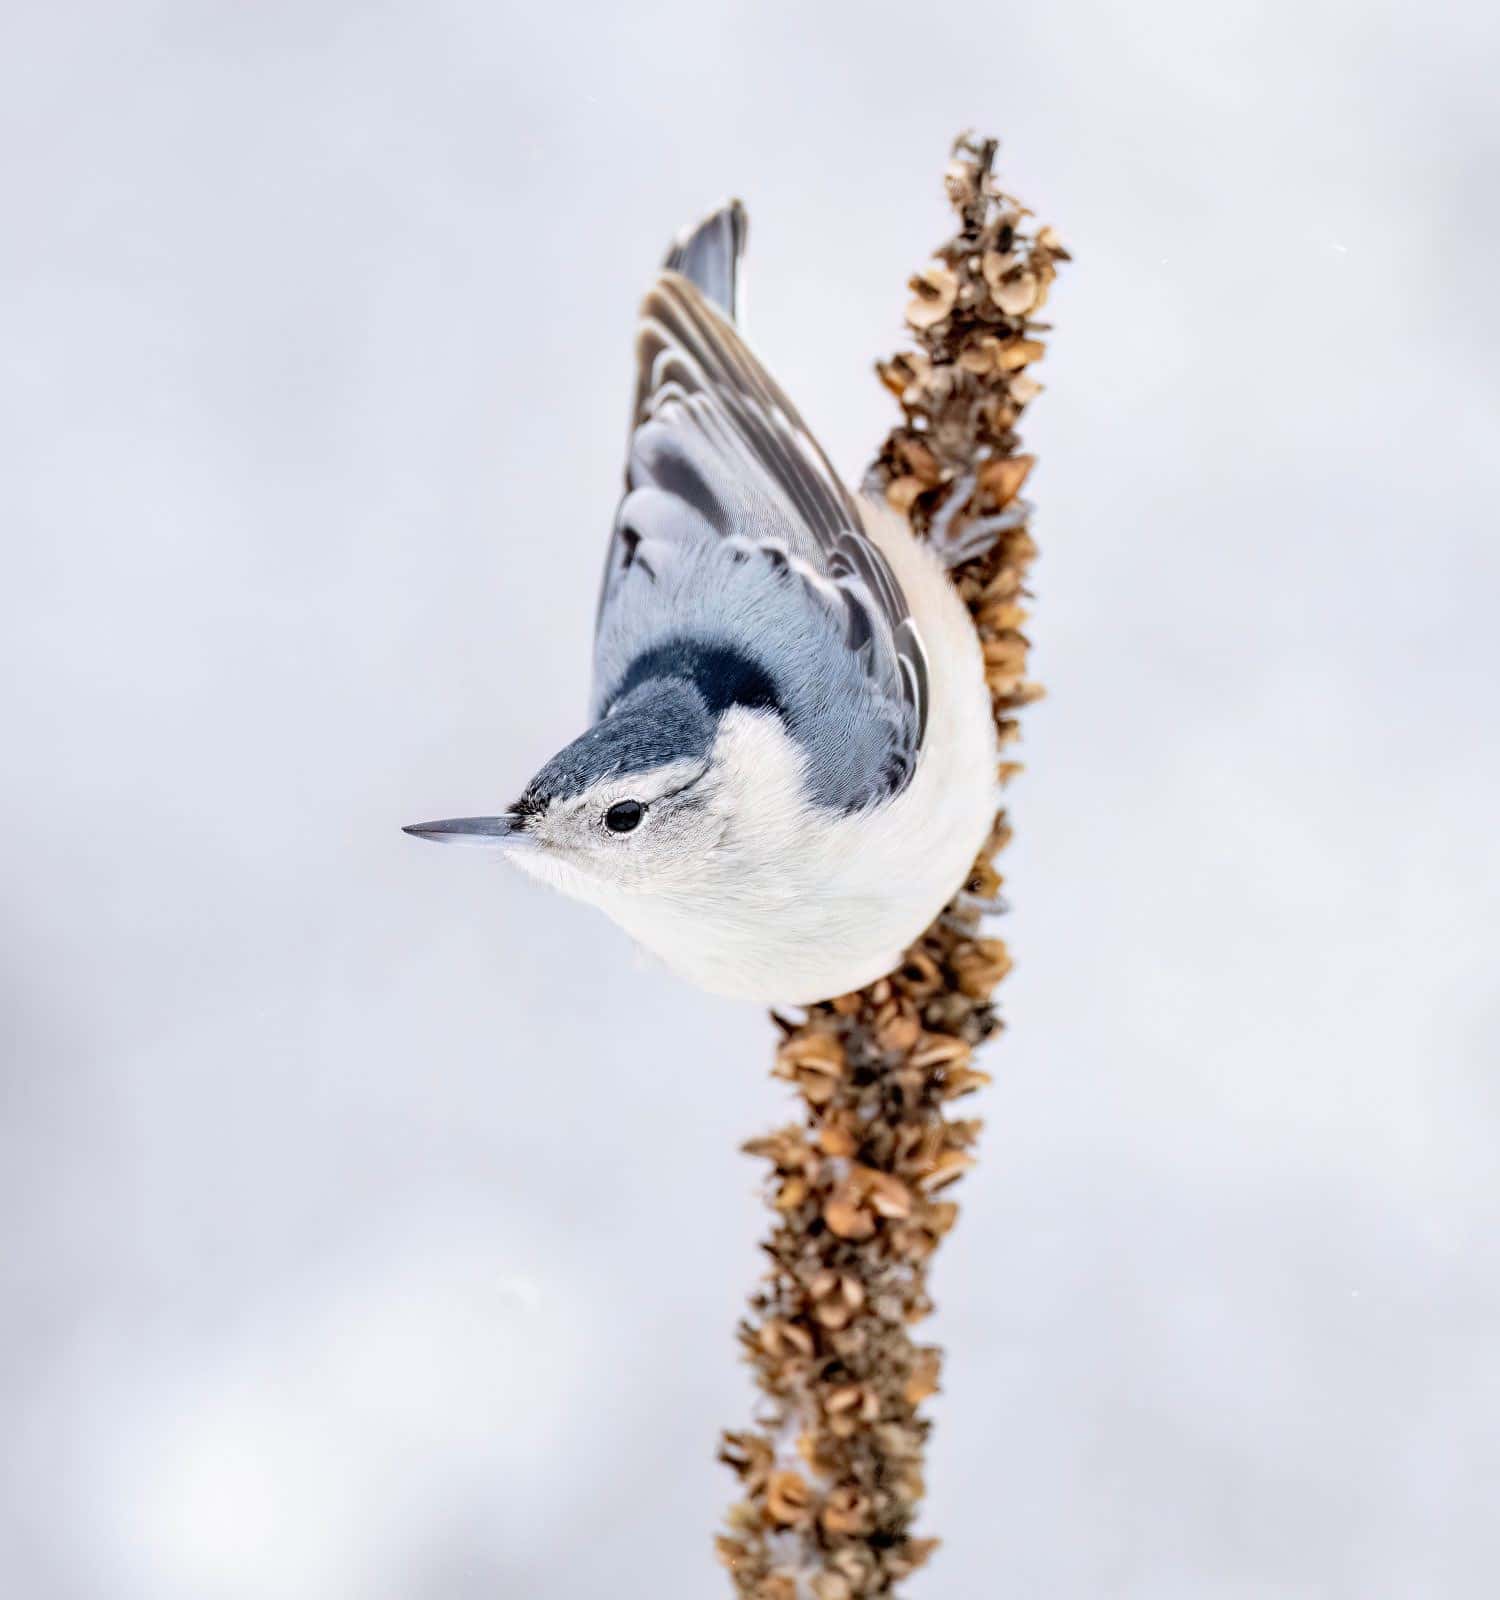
[404,679,739,900]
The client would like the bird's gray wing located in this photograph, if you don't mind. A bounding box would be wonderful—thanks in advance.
[661,199,745,320]
[596,206,929,807]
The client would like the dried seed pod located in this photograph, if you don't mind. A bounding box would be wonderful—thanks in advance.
[830,1546,879,1589]
[821,1485,873,1536]
[917,1149,977,1192]
[999,336,1047,370]
[813,1292,854,1331]
[773,1030,847,1105]
[816,1115,859,1158]
[875,1004,922,1053]
[774,1030,845,1081]
[993,270,1039,316]
[886,1537,941,1578]
[825,1382,864,1415]
[894,948,945,998]
[904,1347,943,1405]
[1009,373,1043,406]
[951,937,1012,996]
[885,474,925,514]
[765,1470,812,1526]
[977,453,1034,508]
[859,1167,914,1220]
[909,1032,972,1071]
[896,435,944,484]
[824,1184,876,1240]
[726,1501,762,1537]
[940,1064,993,1099]
[927,1199,960,1236]
[981,249,1018,295]
[906,263,959,329]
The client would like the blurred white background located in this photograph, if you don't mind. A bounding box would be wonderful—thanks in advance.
[3,2,1497,1596]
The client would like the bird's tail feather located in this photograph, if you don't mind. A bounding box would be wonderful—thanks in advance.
[663,200,746,322]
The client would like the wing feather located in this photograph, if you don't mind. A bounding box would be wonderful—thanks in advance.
[597,215,930,807]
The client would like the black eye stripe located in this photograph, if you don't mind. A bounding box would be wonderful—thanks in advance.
[604,799,643,834]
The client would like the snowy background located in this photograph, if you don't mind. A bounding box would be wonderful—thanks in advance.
[3,2,1497,1596]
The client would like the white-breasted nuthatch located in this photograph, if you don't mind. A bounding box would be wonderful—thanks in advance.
[406,203,999,1003]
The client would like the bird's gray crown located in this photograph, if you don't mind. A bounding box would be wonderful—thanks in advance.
[519,677,714,811]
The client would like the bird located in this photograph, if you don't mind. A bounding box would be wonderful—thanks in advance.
[404,201,999,1005]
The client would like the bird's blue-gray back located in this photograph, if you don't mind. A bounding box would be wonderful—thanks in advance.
[592,204,929,813]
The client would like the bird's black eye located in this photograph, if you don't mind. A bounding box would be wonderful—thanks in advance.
[604,799,643,834]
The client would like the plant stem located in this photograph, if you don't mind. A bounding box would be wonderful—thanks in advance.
[717,133,1069,1600]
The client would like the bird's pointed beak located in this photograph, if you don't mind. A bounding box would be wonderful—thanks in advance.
[401,813,527,849]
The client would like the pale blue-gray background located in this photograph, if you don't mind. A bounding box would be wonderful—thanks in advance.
[3,3,1496,1596]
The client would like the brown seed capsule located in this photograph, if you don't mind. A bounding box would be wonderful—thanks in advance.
[876,1005,923,1054]
[887,1537,941,1578]
[824,1188,875,1241]
[904,1347,943,1405]
[906,263,959,329]
[993,271,1039,316]
[725,1498,760,1531]
[894,947,945,997]
[774,1030,847,1105]
[813,1293,853,1331]
[951,937,1012,996]
[765,1470,812,1526]
[999,336,1047,371]
[897,436,944,484]
[859,1167,914,1219]
[926,1199,960,1235]
[910,1032,972,1071]
[831,1547,879,1588]
[816,1116,858,1158]
[1009,373,1043,406]
[885,474,925,514]
[903,1222,945,1261]
[917,1149,977,1192]
[981,249,1018,294]
[977,453,1034,508]
[821,1484,873,1536]
[782,1320,815,1357]
[825,1382,863,1415]
[941,1065,993,1099]
[775,1031,845,1080]
[977,598,1029,631]
[715,1534,749,1569]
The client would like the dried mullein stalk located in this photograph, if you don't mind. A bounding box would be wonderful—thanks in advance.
[717,134,1067,1599]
